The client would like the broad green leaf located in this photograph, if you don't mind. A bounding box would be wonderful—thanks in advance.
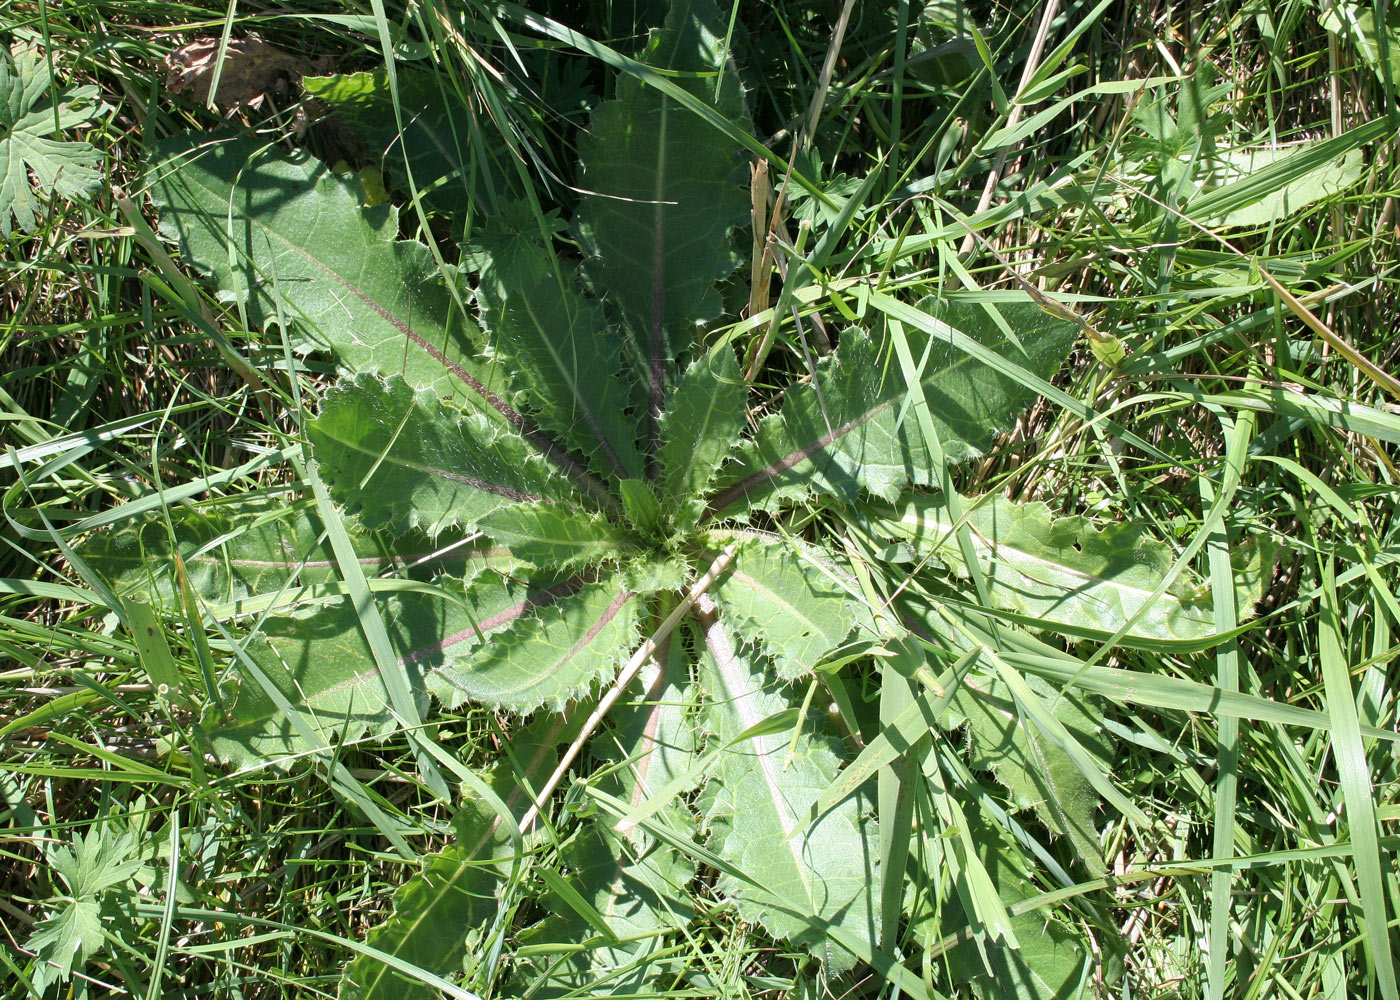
[913,808,1094,1000]
[0,43,104,236]
[478,505,635,572]
[516,648,698,997]
[429,577,638,712]
[709,301,1076,514]
[342,717,572,1000]
[658,345,745,519]
[149,133,484,397]
[695,605,879,971]
[1319,2,1400,83]
[208,569,556,766]
[575,0,750,382]
[309,375,587,537]
[1199,143,1365,227]
[706,538,861,679]
[207,598,399,768]
[1182,117,1393,224]
[82,507,514,608]
[877,494,1221,641]
[303,68,519,215]
[953,671,1110,874]
[477,236,644,480]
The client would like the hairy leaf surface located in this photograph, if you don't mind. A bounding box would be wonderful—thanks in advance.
[706,538,861,679]
[575,0,750,451]
[429,578,638,712]
[310,375,589,537]
[695,603,878,970]
[658,345,745,519]
[477,239,643,480]
[879,494,1222,641]
[149,133,483,396]
[478,505,635,573]
[709,301,1076,514]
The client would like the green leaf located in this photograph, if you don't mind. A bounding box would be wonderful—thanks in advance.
[342,717,573,999]
[429,578,638,712]
[149,133,485,396]
[695,606,879,971]
[918,808,1095,1000]
[309,375,587,537]
[478,505,634,572]
[1197,143,1365,228]
[709,301,1076,513]
[518,646,698,996]
[707,538,861,679]
[0,43,104,236]
[1319,2,1400,83]
[83,506,510,607]
[303,68,519,215]
[617,479,664,539]
[25,899,104,986]
[877,494,1221,642]
[477,235,644,480]
[658,344,746,520]
[207,598,400,768]
[954,671,1111,874]
[574,0,751,418]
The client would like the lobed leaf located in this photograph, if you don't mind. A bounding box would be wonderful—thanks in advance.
[877,493,1222,641]
[309,374,587,537]
[429,577,638,712]
[516,644,698,996]
[709,301,1076,515]
[0,43,104,236]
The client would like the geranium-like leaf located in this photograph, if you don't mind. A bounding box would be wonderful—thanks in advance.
[0,43,104,236]
[149,133,485,397]
[309,374,594,537]
[695,602,879,971]
[429,578,638,712]
[878,493,1226,642]
[706,538,861,679]
[575,0,751,455]
[478,505,635,572]
[658,344,745,520]
[477,235,644,481]
[709,301,1076,514]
